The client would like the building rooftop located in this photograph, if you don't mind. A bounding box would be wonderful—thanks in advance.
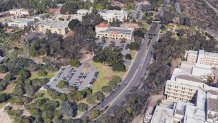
[98,26,134,35]
[176,75,203,83]
[188,50,198,55]
[208,98,218,112]
[96,23,108,28]
[99,9,128,15]
[34,19,69,29]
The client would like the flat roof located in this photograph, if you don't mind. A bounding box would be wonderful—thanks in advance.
[188,50,198,55]
[99,27,134,35]
[34,19,69,29]
[208,98,218,112]
[176,75,203,83]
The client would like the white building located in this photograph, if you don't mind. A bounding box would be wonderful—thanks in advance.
[9,9,30,17]
[7,18,35,29]
[95,23,134,40]
[180,61,215,80]
[98,10,128,22]
[150,68,218,123]
[33,19,69,35]
[54,9,91,21]
[186,50,218,68]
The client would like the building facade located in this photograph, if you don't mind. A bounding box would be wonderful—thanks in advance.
[9,9,30,17]
[98,10,128,22]
[33,20,69,35]
[7,18,35,29]
[95,23,134,40]
[186,50,218,68]
[150,68,218,123]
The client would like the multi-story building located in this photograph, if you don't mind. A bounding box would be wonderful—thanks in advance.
[54,9,91,21]
[95,23,134,40]
[186,50,218,68]
[150,68,218,123]
[186,50,198,63]
[33,20,69,35]
[98,10,128,22]
[7,18,35,29]
[9,9,30,17]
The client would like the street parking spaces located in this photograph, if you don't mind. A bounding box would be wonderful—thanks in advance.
[47,63,99,93]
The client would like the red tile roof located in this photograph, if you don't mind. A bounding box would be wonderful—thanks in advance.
[96,23,108,28]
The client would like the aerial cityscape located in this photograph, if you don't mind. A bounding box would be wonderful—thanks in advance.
[0,0,217,123]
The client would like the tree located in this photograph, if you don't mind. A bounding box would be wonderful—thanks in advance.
[56,80,68,89]
[0,93,10,103]
[125,54,132,60]
[69,59,80,67]
[37,70,47,76]
[110,19,121,27]
[68,19,80,31]
[112,62,126,72]
[68,90,85,101]
[0,65,8,73]
[61,101,77,117]
[77,103,88,112]
[90,109,100,119]
[94,91,105,101]
[61,2,80,14]
[18,69,31,79]
[13,84,25,97]
[126,42,140,50]
[101,86,112,94]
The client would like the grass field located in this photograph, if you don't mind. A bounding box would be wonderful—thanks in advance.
[36,90,52,100]
[30,71,57,80]
[91,62,126,93]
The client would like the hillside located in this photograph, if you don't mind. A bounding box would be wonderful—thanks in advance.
[179,0,218,33]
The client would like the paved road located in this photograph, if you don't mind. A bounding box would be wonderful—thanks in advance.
[204,0,218,13]
[76,1,167,119]
[79,23,162,119]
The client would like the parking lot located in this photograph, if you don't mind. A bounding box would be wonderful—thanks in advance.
[95,38,133,56]
[48,63,99,93]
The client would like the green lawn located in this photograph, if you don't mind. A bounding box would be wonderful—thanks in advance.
[36,90,52,100]
[91,62,126,93]
[30,71,57,80]
[142,22,150,31]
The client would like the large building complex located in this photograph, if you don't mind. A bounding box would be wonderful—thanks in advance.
[186,50,218,68]
[95,23,134,40]
[98,10,128,22]
[55,9,92,21]
[33,20,69,35]
[7,18,35,29]
[149,68,218,123]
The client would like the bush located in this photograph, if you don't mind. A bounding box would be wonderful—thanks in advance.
[69,59,80,67]
[125,54,132,60]
[90,109,100,119]
[0,65,8,73]
[77,103,88,112]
